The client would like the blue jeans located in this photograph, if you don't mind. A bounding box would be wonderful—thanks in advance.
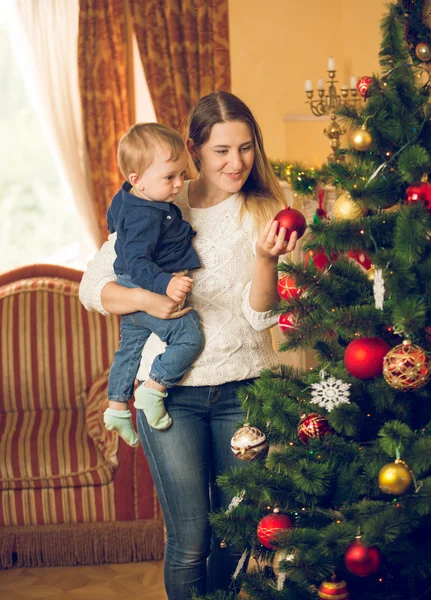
[137,380,255,600]
[108,274,204,401]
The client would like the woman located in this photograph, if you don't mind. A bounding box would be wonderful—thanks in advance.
[80,91,298,599]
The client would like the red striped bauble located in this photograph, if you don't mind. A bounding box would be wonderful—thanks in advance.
[318,578,349,599]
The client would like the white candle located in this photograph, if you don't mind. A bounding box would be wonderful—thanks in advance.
[305,79,313,92]
[328,57,335,71]
[341,83,348,90]
[317,78,325,90]
[350,75,357,89]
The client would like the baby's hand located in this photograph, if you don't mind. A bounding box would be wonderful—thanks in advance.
[166,275,193,303]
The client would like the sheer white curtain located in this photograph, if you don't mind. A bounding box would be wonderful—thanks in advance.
[5,0,100,250]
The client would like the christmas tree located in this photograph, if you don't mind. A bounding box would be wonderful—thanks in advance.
[199,2,431,599]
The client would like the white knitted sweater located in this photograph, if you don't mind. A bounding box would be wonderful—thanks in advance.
[79,181,280,386]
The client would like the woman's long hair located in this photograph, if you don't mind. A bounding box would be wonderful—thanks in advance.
[185,91,287,230]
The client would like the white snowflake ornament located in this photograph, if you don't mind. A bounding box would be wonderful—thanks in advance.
[310,370,351,412]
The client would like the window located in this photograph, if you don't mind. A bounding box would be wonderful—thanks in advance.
[0,8,85,273]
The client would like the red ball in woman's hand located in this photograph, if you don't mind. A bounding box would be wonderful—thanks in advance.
[274,207,307,240]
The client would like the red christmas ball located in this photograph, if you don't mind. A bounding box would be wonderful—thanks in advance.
[344,337,390,380]
[344,540,381,577]
[278,312,298,334]
[257,512,294,549]
[277,275,304,300]
[356,76,374,97]
[304,248,337,272]
[405,181,431,212]
[347,250,372,271]
[274,207,307,240]
[297,412,332,444]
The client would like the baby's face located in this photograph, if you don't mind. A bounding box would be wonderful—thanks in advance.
[137,147,188,202]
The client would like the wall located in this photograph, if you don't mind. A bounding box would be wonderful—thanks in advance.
[229,0,387,165]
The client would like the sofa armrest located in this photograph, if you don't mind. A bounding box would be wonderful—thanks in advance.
[85,369,119,469]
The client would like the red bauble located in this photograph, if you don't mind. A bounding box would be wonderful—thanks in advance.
[278,312,298,334]
[356,76,374,97]
[344,337,390,380]
[277,275,304,300]
[405,181,431,212]
[257,512,294,549]
[344,541,381,577]
[297,412,332,444]
[274,207,307,240]
[347,250,372,271]
[304,248,337,272]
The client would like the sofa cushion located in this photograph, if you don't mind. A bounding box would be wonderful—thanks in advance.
[0,408,114,491]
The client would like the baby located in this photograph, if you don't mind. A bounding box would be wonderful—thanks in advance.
[104,123,203,446]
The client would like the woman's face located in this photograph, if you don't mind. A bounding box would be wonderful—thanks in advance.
[192,120,255,196]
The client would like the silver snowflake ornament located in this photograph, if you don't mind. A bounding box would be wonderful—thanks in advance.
[310,372,351,412]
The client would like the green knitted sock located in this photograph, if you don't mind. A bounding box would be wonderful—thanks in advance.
[134,386,172,430]
[103,408,140,447]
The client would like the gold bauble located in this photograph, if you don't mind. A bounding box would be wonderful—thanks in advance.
[230,424,269,461]
[383,340,431,391]
[415,42,431,62]
[333,193,367,220]
[378,460,412,495]
[351,127,373,151]
[367,266,375,281]
[384,202,402,213]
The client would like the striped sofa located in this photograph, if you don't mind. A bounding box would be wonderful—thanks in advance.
[0,265,164,568]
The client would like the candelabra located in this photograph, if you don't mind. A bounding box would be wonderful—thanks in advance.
[305,57,362,158]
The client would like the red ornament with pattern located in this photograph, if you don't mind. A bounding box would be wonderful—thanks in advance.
[297,412,332,444]
[277,275,304,301]
[278,312,298,334]
[347,250,372,271]
[356,76,374,97]
[257,512,294,550]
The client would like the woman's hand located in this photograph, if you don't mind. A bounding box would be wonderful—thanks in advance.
[255,219,298,261]
[101,281,192,319]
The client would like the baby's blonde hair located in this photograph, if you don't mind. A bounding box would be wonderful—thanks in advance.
[117,122,185,179]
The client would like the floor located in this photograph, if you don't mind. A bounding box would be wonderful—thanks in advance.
[0,560,167,600]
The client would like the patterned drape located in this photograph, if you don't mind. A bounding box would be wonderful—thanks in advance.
[128,0,231,130]
[78,0,230,242]
[78,0,132,243]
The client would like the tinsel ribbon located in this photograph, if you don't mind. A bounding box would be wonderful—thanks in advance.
[226,490,245,515]
[232,549,249,580]
[373,268,385,310]
[277,573,287,591]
